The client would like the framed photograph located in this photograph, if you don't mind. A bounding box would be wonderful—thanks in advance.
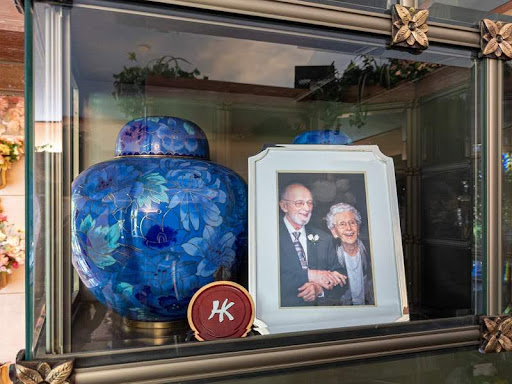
[248,145,408,334]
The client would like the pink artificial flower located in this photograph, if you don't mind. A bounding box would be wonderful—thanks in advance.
[12,261,18,269]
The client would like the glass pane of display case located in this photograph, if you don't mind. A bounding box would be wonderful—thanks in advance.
[214,348,512,384]
[308,0,394,13]
[418,0,512,26]
[27,0,484,360]
[503,61,512,314]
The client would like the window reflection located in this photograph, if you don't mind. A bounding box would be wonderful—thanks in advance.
[418,0,511,26]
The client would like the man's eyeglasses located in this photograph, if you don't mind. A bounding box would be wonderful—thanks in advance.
[334,220,358,229]
[283,199,314,208]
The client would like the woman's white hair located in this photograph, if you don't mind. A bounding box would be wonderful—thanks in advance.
[325,202,362,230]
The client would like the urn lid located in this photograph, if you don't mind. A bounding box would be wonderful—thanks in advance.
[115,116,210,159]
[292,130,351,145]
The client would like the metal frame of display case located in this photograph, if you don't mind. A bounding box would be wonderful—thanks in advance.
[21,0,508,382]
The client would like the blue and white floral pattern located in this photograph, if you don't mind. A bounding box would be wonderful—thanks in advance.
[71,117,247,322]
[182,225,237,277]
[115,116,209,159]
[292,129,352,145]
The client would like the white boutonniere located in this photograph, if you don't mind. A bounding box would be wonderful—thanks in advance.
[307,234,320,244]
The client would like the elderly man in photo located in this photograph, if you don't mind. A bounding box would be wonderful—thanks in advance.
[326,202,374,305]
[279,183,347,307]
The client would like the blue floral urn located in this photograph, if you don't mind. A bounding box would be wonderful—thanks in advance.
[71,117,248,322]
[292,130,351,144]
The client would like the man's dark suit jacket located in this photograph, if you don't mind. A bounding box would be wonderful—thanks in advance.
[279,218,347,307]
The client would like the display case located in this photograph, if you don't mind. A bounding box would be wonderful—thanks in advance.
[21,0,512,382]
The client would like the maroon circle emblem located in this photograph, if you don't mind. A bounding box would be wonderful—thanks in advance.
[187,281,255,341]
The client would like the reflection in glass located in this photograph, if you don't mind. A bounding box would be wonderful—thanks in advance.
[418,0,511,26]
[502,62,512,314]
[316,0,393,12]
[215,348,512,384]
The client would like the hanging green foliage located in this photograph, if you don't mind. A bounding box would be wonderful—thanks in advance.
[113,52,201,118]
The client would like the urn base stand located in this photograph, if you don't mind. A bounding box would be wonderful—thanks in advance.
[122,317,188,330]
[121,318,189,345]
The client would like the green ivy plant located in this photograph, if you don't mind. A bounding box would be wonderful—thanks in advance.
[309,55,441,129]
[113,52,201,118]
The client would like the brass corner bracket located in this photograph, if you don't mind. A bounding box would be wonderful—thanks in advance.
[391,5,429,50]
[13,359,74,384]
[480,316,512,353]
[480,19,512,60]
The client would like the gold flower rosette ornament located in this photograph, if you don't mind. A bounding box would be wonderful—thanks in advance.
[480,316,512,353]
[481,19,512,60]
[392,5,429,50]
[15,360,74,384]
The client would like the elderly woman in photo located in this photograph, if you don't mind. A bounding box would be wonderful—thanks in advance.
[326,203,374,305]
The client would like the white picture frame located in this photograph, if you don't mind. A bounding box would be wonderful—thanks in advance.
[248,145,408,334]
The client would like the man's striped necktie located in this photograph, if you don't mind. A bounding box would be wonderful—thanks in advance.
[293,231,308,270]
